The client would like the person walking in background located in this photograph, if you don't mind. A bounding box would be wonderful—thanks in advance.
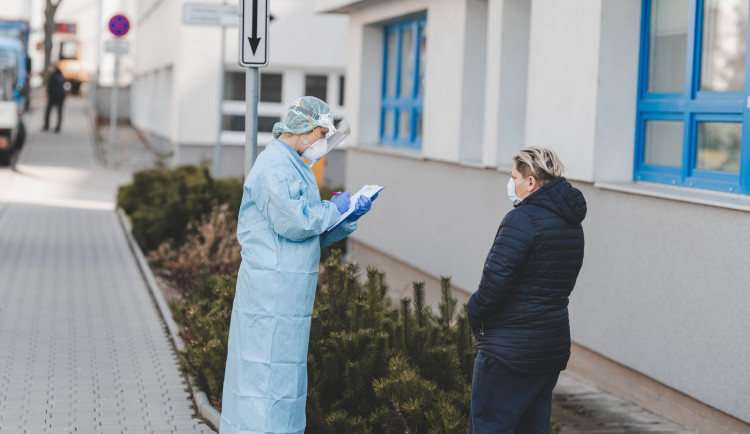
[467,147,586,434]
[219,96,375,434]
[44,63,66,133]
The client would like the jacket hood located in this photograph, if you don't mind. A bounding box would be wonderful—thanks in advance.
[519,177,587,225]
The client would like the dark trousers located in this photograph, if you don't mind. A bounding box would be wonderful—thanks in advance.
[44,97,64,131]
[469,352,560,434]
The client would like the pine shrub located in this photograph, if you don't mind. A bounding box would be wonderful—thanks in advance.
[307,252,477,433]
[117,165,242,252]
[172,250,562,433]
[177,273,236,409]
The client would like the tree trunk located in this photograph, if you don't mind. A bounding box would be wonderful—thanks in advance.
[43,0,62,81]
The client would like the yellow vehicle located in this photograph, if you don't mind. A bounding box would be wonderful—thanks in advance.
[54,34,92,95]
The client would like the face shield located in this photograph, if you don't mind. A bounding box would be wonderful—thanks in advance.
[316,112,336,135]
[302,118,351,167]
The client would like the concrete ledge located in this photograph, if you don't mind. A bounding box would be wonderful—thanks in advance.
[567,342,750,434]
[595,181,750,213]
[116,208,221,432]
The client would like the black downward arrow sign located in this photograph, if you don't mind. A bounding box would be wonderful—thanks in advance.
[248,0,261,55]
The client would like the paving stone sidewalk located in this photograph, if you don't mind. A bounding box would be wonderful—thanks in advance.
[0,95,214,433]
[552,371,695,433]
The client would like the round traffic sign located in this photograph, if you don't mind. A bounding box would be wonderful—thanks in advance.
[108,14,130,37]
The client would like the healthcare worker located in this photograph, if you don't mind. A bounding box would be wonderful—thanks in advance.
[220,97,373,434]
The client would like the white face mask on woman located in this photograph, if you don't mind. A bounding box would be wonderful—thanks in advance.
[506,176,529,206]
[301,136,329,162]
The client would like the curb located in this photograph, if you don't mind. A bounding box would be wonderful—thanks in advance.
[116,208,222,432]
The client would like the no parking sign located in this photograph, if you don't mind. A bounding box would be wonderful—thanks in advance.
[106,14,130,169]
[108,14,130,37]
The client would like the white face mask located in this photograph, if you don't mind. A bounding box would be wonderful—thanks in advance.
[301,136,329,163]
[506,176,529,206]
[298,119,350,166]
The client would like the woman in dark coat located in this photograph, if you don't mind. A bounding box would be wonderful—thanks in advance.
[467,146,586,434]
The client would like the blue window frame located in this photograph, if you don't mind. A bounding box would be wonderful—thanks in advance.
[381,16,426,149]
[635,0,750,194]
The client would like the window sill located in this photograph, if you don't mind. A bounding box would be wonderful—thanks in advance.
[595,181,750,212]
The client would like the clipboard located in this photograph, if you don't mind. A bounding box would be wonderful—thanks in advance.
[325,185,385,233]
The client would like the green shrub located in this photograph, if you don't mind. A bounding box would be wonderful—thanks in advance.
[306,253,477,433]
[177,273,236,408]
[173,252,562,433]
[117,165,242,252]
[173,250,477,429]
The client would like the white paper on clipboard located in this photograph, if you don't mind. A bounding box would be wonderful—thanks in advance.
[326,184,385,233]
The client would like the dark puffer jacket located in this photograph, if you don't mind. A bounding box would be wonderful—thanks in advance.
[467,177,586,375]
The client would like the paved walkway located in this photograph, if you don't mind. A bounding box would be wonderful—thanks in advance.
[0,96,214,433]
[552,372,695,433]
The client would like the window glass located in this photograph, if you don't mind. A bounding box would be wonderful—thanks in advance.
[224,71,245,100]
[258,116,279,133]
[643,120,684,167]
[418,22,427,96]
[386,31,397,97]
[0,49,17,69]
[338,76,345,106]
[0,50,17,85]
[381,16,425,148]
[260,73,283,102]
[399,109,411,139]
[305,74,327,101]
[416,112,423,140]
[60,41,77,60]
[637,0,750,193]
[222,115,244,132]
[648,0,690,93]
[400,28,414,97]
[383,110,395,138]
[221,115,279,133]
[696,122,742,172]
[700,0,748,92]
[0,71,9,101]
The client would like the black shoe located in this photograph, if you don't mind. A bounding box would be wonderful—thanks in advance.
[54,128,60,133]
[42,126,48,131]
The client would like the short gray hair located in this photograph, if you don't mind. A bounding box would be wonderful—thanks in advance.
[513,147,565,187]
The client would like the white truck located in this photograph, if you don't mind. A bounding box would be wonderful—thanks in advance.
[0,35,25,166]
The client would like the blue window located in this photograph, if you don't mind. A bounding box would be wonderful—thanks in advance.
[381,16,426,149]
[635,0,750,194]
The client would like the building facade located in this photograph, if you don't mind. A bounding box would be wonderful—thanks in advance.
[316,0,750,431]
[132,0,349,180]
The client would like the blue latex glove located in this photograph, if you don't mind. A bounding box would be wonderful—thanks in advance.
[329,191,351,215]
[346,195,372,222]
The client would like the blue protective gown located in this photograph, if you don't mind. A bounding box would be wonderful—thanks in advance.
[220,140,356,434]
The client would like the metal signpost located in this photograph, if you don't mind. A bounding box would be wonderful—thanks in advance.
[183,2,238,179]
[239,0,269,177]
[106,14,130,169]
